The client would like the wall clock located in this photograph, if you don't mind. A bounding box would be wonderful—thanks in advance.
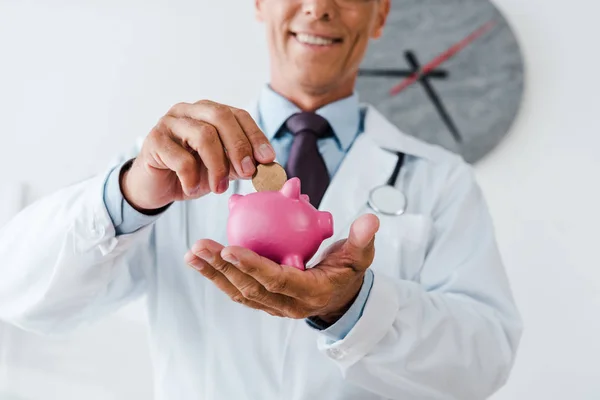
[356,0,525,164]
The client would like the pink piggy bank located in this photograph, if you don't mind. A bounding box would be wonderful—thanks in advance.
[227,177,334,270]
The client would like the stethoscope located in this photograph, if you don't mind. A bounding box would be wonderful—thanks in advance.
[366,151,407,216]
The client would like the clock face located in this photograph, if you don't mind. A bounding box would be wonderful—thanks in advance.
[356,0,525,164]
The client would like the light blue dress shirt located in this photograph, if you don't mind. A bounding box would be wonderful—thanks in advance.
[103,85,373,341]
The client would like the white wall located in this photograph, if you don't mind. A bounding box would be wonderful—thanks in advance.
[0,0,598,399]
[480,0,600,398]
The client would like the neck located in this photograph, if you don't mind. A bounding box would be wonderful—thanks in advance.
[269,72,356,112]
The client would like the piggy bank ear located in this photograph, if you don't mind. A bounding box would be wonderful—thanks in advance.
[280,177,301,200]
[228,194,242,211]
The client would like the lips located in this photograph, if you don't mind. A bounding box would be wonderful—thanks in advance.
[291,32,343,46]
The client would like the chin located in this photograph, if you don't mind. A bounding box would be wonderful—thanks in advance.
[288,65,336,88]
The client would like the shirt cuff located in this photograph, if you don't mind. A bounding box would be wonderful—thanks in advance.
[102,158,169,235]
[316,271,415,369]
[306,268,374,342]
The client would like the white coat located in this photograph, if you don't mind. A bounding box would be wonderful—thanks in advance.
[0,103,522,400]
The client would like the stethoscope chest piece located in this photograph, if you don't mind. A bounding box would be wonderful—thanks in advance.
[368,185,407,216]
[366,150,408,216]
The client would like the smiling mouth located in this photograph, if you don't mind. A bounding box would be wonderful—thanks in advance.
[291,32,343,46]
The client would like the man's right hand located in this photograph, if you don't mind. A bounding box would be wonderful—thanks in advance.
[121,100,276,213]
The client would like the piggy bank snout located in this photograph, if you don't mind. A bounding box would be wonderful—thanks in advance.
[318,211,334,240]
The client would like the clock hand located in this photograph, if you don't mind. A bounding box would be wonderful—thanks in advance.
[359,68,448,79]
[405,51,462,143]
[390,19,497,96]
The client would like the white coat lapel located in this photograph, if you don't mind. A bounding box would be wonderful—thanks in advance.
[310,106,401,262]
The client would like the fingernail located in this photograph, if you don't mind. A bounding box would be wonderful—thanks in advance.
[241,156,255,176]
[189,261,205,271]
[184,251,194,263]
[194,263,205,271]
[196,249,213,263]
[258,143,275,160]
[222,251,238,265]
[217,177,229,193]
[190,184,201,196]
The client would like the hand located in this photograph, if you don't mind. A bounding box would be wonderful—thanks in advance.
[122,100,276,212]
[184,214,380,322]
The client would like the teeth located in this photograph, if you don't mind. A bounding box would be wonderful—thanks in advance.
[296,33,335,46]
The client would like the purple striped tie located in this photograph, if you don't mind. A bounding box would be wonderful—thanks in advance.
[285,112,332,208]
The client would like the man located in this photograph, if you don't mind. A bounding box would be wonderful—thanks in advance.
[0,0,522,399]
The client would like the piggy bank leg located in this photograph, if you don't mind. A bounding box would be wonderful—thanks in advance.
[281,254,305,271]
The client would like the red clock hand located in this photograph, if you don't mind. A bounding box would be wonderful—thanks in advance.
[390,19,497,96]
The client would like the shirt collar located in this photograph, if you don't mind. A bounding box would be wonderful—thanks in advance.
[258,84,360,151]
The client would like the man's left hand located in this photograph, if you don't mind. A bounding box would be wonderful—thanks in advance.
[184,214,380,323]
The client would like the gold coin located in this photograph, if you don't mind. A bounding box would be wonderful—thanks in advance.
[252,162,288,192]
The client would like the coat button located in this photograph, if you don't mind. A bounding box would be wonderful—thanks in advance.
[327,348,345,360]
[90,224,105,239]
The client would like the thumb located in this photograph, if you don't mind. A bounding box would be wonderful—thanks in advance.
[344,213,380,268]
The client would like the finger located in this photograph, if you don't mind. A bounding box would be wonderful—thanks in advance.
[230,107,276,164]
[191,240,296,311]
[184,252,284,317]
[147,127,202,196]
[228,164,242,181]
[182,155,211,199]
[165,116,230,194]
[169,101,256,179]
[220,246,319,298]
[343,213,380,270]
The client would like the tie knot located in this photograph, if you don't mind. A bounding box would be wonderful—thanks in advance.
[285,112,332,138]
